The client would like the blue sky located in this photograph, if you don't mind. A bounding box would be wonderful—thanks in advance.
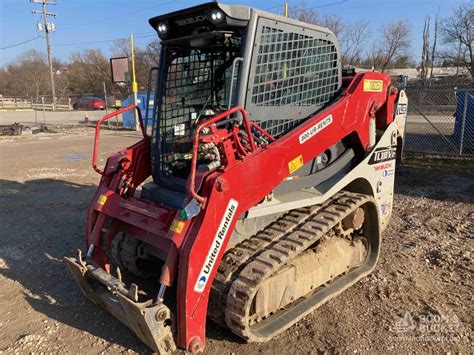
[0,0,467,67]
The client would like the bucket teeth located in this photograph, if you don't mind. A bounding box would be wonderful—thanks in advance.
[128,283,139,302]
[64,256,176,354]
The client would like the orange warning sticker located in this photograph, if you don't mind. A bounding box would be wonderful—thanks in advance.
[288,155,304,174]
[170,219,185,234]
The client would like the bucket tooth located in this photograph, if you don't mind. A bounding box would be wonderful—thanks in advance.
[64,256,176,354]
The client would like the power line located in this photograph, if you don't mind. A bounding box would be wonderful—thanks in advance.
[52,33,156,47]
[287,0,349,14]
[265,0,349,13]
[54,0,351,47]
[5,2,350,53]
[265,4,286,11]
[0,36,42,50]
[60,0,187,31]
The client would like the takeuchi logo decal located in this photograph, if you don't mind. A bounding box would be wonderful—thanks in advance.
[175,15,207,26]
[369,145,397,165]
[194,199,239,293]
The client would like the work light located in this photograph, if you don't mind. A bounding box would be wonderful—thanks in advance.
[210,10,224,23]
[157,23,168,34]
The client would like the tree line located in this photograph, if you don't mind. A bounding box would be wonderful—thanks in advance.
[0,2,472,99]
[0,38,160,99]
[290,1,472,75]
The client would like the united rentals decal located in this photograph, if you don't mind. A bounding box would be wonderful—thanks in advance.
[299,114,333,144]
[194,198,239,293]
[368,145,397,165]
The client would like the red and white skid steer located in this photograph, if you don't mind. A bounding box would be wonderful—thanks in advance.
[65,2,407,353]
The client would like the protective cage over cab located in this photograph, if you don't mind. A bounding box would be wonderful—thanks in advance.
[149,2,342,188]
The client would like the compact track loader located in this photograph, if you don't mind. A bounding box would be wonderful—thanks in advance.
[65,2,407,353]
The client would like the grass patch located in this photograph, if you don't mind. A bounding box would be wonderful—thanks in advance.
[402,152,474,174]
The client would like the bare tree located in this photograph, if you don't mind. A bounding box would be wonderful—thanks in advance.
[320,15,345,38]
[440,3,473,76]
[0,50,49,97]
[53,58,71,97]
[289,1,318,25]
[289,1,363,67]
[0,37,161,98]
[341,20,370,66]
[67,49,111,95]
[145,39,161,67]
[429,10,440,83]
[289,2,345,38]
[111,38,131,58]
[420,16,430,82]
[370,20,411,72]
[110,38,161,91]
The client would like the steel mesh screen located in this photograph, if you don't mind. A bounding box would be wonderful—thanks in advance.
[250,25,340,136]
[157,38,241,177]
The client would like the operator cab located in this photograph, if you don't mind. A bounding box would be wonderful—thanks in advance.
[143,2,342,209]
[149,4,247,190]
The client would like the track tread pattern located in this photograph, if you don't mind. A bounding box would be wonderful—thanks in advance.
[209,191,371,340]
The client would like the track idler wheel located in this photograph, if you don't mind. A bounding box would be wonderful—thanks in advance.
[111,232,160,279]
[335,207,365,238]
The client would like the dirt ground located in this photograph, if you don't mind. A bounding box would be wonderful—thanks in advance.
[0,128,472,354]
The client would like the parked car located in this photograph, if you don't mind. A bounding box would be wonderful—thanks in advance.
[73,97,106,110]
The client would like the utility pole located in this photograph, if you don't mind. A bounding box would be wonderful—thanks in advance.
[284,1,289,17]
[31,0,57,111]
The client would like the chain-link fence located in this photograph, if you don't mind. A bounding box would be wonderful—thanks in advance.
[404,85,474,156]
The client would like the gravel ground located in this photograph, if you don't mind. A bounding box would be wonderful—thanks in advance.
[0,129,472,354]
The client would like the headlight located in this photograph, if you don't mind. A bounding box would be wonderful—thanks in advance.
[157,23,168,34]
[210,10,224,23]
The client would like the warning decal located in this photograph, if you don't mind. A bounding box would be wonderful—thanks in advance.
[363,80,383,92]
[288,155,304,174]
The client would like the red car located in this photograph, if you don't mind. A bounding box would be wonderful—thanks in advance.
[73,97,106,110]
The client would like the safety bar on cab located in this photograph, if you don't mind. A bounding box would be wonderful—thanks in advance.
[188,106,256,205]
[92,104,147,175]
